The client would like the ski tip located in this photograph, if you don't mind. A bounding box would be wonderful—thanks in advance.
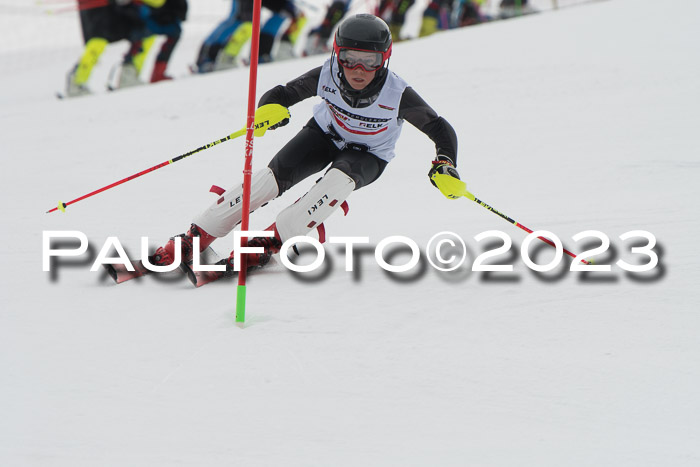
[104,264,119,283]
[179,262,198,287]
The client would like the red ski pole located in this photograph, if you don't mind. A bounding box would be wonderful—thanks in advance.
[463,190,589,264]
[46,131,245,214]
[45,104,288,214]
[431,173,590,264]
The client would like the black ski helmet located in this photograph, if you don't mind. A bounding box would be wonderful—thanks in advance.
[331,14,393,105]
[333,14,393,59]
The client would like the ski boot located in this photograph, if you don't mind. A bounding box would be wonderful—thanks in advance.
[181,228,282,287]
[150,60,173,83]
[104,224,216,283]
[220,225,283,272]
[150,224,217,267]
[117,63,142,89]
[214,51,239,71]
[238,233,282,269]
[65,67,91,98]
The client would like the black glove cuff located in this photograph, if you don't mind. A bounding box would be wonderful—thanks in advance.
[435,154,455,167]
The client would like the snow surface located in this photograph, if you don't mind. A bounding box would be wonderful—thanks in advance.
[2,0,700,465]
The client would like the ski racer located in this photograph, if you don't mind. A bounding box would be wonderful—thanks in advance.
[376,0,415,40]
[303,0,351,56]
[123,0,188,85]
[65,0,187,96]
[65,0,143,96]
[195,0,305,73]
[149,14,462,277]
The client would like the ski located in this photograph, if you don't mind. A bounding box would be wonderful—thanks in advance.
[180,256,277,288]
[104,260,153,283]
[106,62,145,92]
[106,81,146,93]
[56,90,91,100]
[104,247,220,284]
[180,259,235,288]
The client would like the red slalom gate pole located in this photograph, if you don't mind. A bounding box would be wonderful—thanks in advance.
[236,0,264,326]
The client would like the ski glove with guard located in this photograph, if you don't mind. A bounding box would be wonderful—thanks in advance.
[429,156,467,199]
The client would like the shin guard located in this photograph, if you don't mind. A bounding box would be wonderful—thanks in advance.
[276,168,355,242]
[193,167,279,238]
[75,37,108,85]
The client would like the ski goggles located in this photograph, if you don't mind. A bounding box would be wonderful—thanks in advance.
[336,48,389,72]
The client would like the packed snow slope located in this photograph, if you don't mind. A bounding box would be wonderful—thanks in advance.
[1,0,699,466]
